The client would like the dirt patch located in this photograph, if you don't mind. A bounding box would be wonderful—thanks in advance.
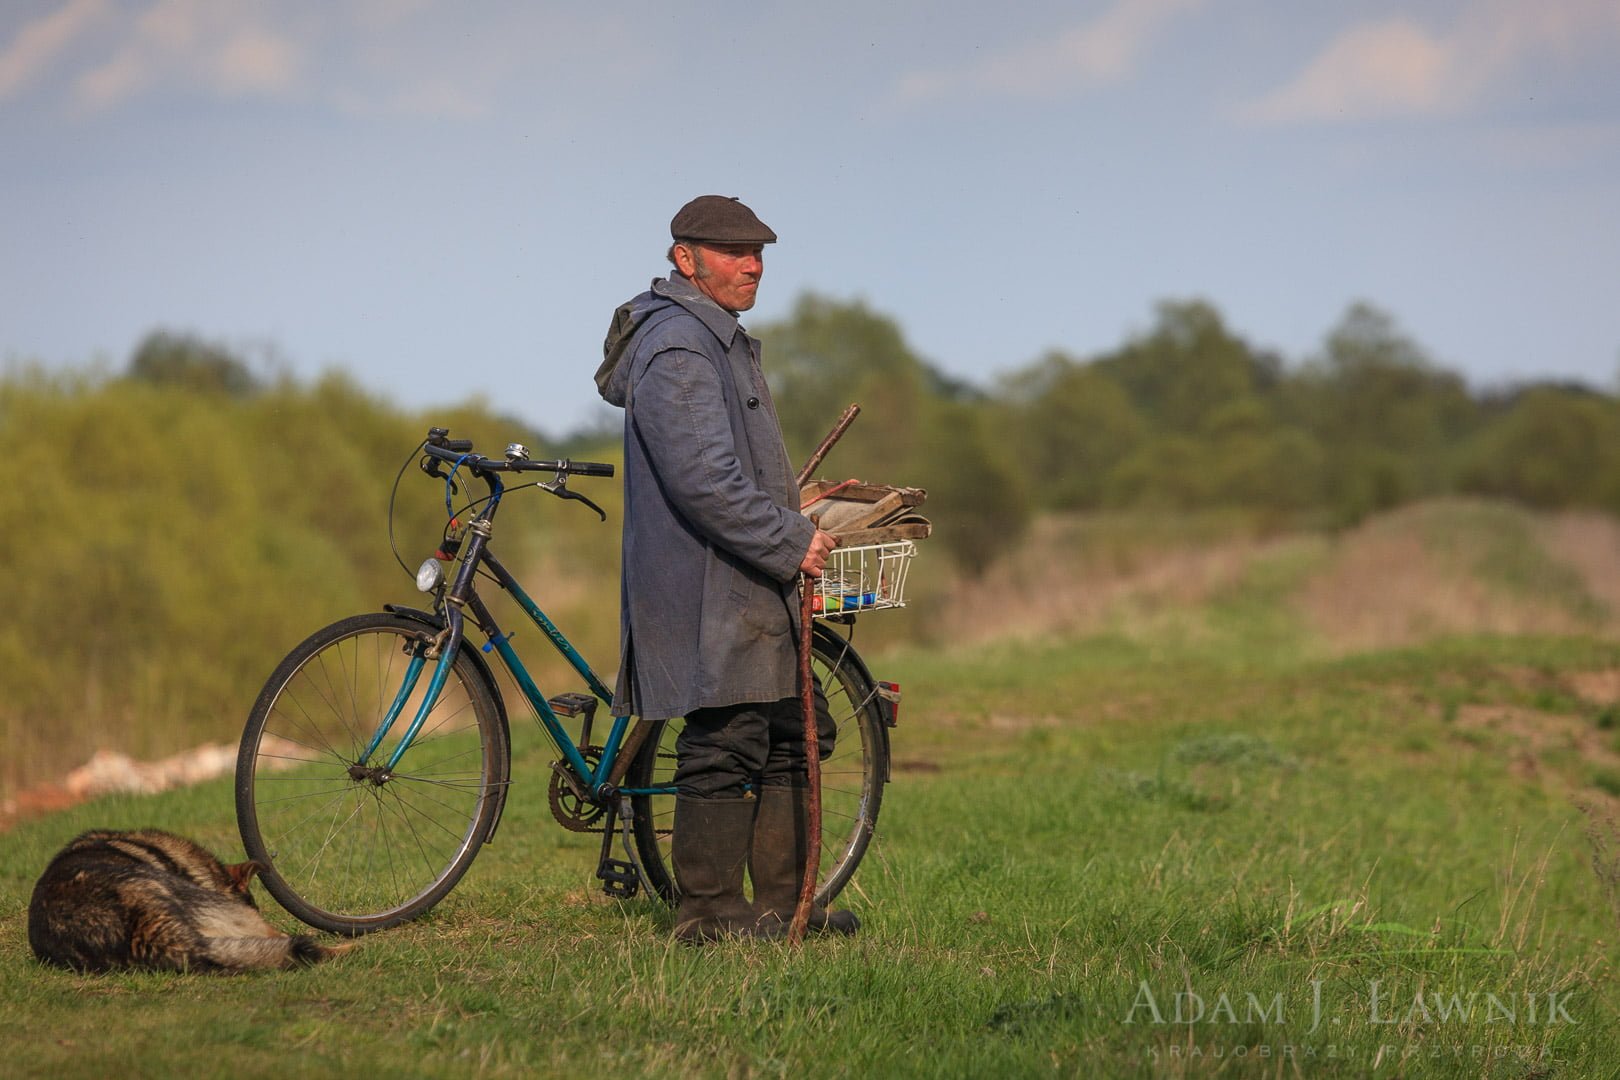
[1298,505,1593,652]
[919,501,1620,655]
[1567,670,1620,706]
[1483,665,1620,709]
[1296,505,1600,654]
[985,713,1065,732]
[1538,512,1620,620]
[1448,702,1620,796]
[1453,703,1593,754]
[929,515,1274,645]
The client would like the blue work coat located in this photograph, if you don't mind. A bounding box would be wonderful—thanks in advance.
[597,273,814,721]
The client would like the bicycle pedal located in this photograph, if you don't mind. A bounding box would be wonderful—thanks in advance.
[548,692,598,719]
[596,858,640,899]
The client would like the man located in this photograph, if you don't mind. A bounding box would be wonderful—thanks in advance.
[595,195,858,942]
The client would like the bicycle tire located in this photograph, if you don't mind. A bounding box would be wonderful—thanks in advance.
[626,623,889,908]
[235,612,509,935]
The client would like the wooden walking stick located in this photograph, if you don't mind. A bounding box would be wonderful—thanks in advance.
[788,576,821,945]
[789,403,859,945]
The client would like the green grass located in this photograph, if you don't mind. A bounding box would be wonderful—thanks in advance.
[5,618,1620,1078]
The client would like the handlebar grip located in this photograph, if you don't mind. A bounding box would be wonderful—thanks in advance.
[567,461,616,478]
[426,427,475,453]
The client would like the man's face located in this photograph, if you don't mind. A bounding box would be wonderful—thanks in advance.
[678,242,765,313]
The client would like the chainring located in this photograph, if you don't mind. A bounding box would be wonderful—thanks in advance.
[548,747,607,832]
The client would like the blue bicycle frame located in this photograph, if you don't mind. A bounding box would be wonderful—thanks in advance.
[357,444,666,802]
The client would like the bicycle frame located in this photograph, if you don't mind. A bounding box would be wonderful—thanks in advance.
[463,550,665,797]
[357,445,664,804]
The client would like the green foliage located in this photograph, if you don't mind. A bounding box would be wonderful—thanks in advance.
[127,330,263,398]
[902,397,1031,577]
[1284,303,1482,520]
[756,291,1620,562]
[1460,385,1620,510]
[0,353,606,802]
[1092,299,1281,435]
[762,292,928,466]
[760,294,1034,574]
[734,288,1620,614]
[995,353,1146,510]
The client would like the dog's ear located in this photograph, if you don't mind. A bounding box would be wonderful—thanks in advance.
[224,861,263,894]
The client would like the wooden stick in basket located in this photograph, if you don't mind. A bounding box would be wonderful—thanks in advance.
[795,403,861,487]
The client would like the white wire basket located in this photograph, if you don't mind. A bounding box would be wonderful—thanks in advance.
[811,540,916,618]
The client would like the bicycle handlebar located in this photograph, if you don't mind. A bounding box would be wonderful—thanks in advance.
[422,428,615,479]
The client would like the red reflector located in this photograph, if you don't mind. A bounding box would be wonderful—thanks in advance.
[876,681,901,725]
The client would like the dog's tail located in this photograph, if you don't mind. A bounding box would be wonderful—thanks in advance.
[202,934,353,972]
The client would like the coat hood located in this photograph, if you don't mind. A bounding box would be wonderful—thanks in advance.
[595,275,740,407]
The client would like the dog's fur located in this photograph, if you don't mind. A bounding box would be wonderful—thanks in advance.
[27,828,346,973]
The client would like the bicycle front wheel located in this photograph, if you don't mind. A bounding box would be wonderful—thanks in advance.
[627,623,889,908]
[236,612,509,935]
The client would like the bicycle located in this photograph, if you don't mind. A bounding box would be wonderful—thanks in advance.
[235,427,906,935]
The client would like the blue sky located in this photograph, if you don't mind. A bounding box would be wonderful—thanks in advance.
[3,0,1618,435]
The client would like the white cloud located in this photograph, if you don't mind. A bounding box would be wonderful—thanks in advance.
[1243,0,1620,125]
[894,0,1206,106]
[0,0,624,122]
[1242,18,1461,123]
[212,28,301,97]
[73,0,303,110]
[0,0,110,100]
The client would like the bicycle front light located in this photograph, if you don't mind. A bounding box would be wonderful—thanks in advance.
[416,557,444,593]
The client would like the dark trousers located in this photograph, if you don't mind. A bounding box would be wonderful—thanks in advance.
[674,679,836,799]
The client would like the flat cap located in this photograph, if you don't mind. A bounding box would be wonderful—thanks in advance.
[670,195,777,244]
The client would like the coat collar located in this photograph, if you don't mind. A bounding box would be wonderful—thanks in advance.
[654,273,744,347]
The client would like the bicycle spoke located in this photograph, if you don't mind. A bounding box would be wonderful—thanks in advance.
[266,691,353,765]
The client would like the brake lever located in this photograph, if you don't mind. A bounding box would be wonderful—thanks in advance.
[541,478,606,521]
[420,454,448,480]
[419,454,460,496]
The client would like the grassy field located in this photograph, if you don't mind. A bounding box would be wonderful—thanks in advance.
[4,502,1620,1077]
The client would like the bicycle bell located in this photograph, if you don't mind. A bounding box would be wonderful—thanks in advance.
[505,443,530,463]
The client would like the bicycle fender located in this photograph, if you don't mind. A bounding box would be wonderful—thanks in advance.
[382,603,514,841]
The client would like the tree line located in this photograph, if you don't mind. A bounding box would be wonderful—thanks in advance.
[761,294,1620,572]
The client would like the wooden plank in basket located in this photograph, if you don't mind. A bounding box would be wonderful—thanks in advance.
[800,480,926,507]
[832,520,932,546]
[800,481,927,533]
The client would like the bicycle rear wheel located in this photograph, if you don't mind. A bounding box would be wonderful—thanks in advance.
[626,623,889,907]
[236,612,508,935]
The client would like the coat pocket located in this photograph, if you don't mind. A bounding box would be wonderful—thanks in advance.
[723,555,792,638]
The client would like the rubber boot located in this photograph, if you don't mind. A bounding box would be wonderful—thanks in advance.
[750,784,860,937]
[672,795,777,943]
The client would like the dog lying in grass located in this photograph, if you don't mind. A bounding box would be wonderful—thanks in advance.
[28,828,348,973]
